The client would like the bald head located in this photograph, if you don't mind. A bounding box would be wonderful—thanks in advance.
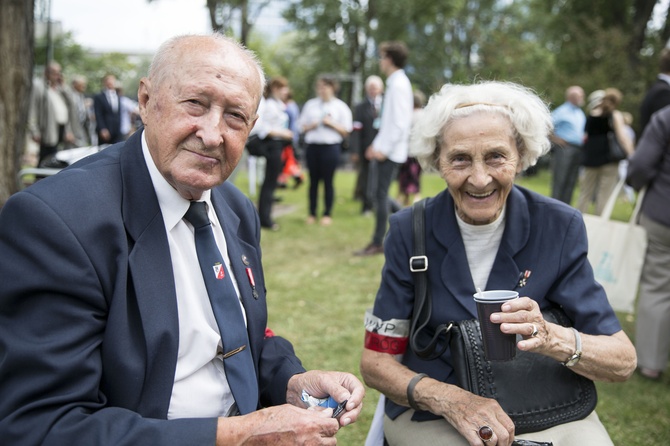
[565,86,585,107]
[148,34,265,104]
[365,75,384,98]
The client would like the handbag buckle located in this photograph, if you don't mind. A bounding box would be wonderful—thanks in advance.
[409,255,428,272]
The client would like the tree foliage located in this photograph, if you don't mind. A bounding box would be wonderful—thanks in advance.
[277,0,669,122]
[34,32,148,98]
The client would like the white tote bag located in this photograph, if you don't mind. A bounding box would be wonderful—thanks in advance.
[582,179,647,313]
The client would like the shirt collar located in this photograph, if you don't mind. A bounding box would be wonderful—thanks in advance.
[141,130,215,231]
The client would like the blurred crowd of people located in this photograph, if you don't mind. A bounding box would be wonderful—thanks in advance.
[548,48,670,384]
[246,41,424,253]
[26,61,139,167]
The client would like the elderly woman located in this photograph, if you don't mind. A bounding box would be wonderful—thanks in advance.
[359,81,636,446]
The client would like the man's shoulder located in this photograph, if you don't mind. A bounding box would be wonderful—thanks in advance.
[645,79,670,96]
[214,181,256,215]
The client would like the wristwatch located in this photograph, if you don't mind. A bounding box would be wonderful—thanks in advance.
[562,327,582,367]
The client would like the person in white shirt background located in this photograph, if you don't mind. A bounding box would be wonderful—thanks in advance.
[355,41,414,256]
[298,75,353,226]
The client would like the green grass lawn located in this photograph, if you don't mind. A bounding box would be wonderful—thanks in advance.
[233,163,668,445]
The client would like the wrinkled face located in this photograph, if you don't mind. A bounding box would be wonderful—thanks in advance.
[138,39,261,200]
[438,111,522,225]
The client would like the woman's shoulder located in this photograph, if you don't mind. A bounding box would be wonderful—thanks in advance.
[390,190,451,229]
[513,185,581,223]
[514,184,569,205]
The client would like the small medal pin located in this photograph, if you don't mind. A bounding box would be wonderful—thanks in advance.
[246,267,258,299]
[213,263,225,280]
[241,255,250,266]
[518,270,531,288]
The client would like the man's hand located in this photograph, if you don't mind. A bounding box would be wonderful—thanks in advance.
[217,404,340,445]
[287,370,365,427]
[99,129,111,142]
[365,145,387,161]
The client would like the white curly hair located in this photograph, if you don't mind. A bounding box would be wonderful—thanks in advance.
[410,81,553,172]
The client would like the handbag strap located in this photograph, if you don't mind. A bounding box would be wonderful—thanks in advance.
[599,177,647,225]
[409,199,451,360]
[630,187,646,224]
[599,178,625,219]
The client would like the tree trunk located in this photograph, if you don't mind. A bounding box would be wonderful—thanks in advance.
[630,0,659,69]
[0,0,34,207]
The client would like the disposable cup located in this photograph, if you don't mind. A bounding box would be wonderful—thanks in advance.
[473,290,519,361]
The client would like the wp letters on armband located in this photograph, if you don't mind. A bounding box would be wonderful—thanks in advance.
[364,310,410,355]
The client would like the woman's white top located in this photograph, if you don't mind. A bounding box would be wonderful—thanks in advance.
[298,96,353,145]
[456,205,506,293]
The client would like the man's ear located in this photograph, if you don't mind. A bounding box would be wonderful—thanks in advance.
[137,78,151,124]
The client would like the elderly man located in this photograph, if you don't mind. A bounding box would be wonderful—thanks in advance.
[351,75,384,215]
[0,34,363,445]
[28,61,75,164]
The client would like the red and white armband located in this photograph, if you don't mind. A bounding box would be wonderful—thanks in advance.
[364,309,410,355]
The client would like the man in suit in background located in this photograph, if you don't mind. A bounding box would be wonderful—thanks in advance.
[351,75,384,215]
[639,47,670,135]
[0,34,363,446]
[94,73,123,144]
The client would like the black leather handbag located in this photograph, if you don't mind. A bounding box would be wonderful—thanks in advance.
[245,134,267,157]
[606,115,627,162]
[408,200,597,434]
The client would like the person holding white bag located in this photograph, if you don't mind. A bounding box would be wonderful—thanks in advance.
[627,104,670,381]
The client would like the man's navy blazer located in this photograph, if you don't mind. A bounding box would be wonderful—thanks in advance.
[0,131,305,445]
[639,78,670,134]
[93,90,123,143]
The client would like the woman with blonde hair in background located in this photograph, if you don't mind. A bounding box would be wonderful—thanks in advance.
[576,88,634,214]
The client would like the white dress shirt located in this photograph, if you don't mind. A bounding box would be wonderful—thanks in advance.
[372,69,413,163]
[141,131,245,419]
[105,89,119,113]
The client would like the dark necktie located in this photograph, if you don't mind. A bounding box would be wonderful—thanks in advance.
[183,201,258,415]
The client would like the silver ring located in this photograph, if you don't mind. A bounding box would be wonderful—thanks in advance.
[530,324,539,337]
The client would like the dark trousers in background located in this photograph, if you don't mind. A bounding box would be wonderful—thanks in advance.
[354,157,374,213]
[38,124,66,166]
[305,143,341,218]
[372,159,400,246]
[258,140,285,228]
[551,142,582,205]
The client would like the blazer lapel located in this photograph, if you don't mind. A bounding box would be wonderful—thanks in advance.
[431,191,478,318]
[120,132,180,417]
[487,187,529,292]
